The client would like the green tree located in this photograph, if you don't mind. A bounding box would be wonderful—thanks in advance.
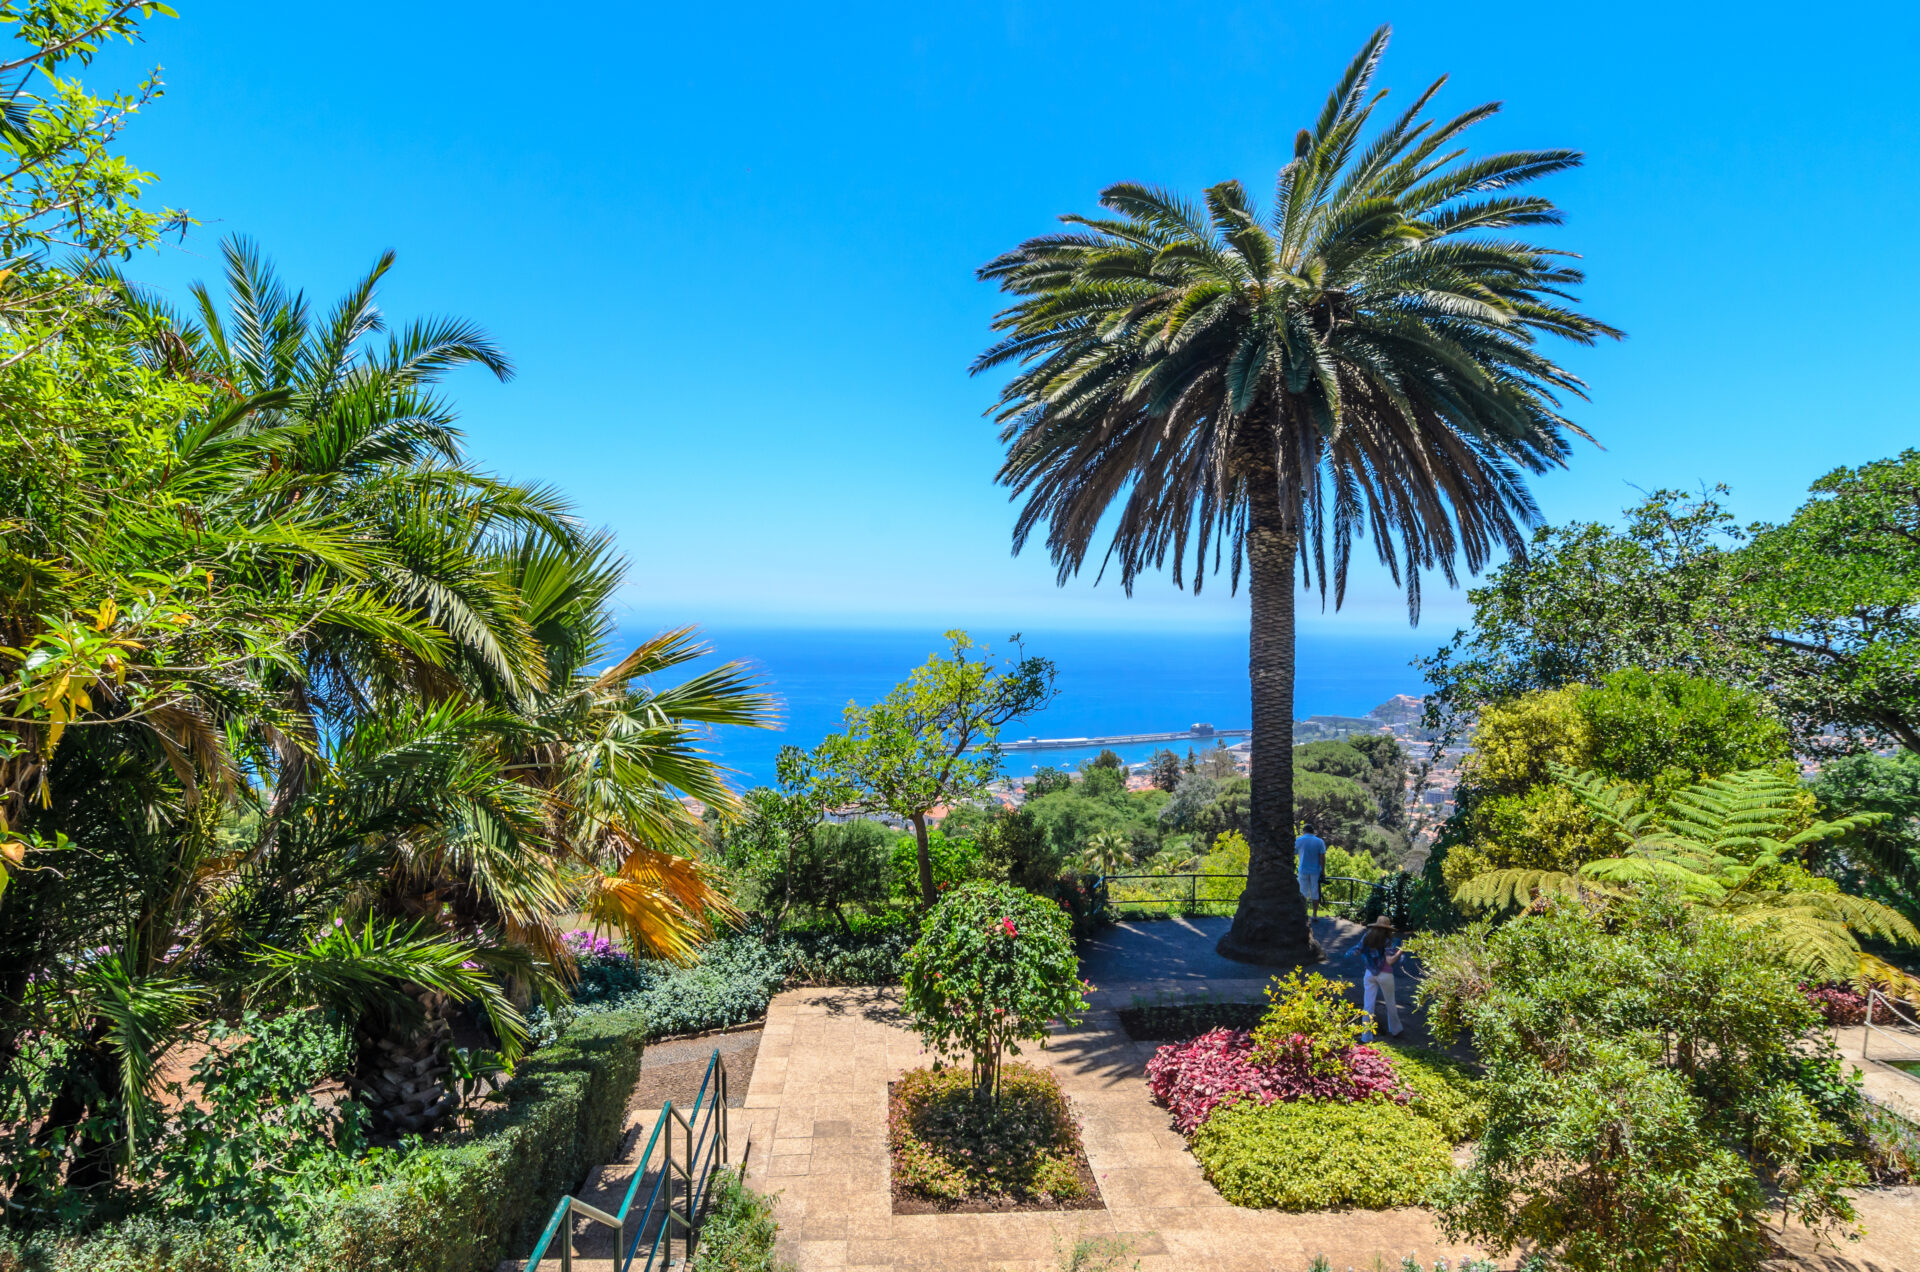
[1079,764,1124,798]
[1027,766,1071,797]
[1438,671,1791,893]
[1457,764,1919,987]
[1078,830,1133,878]
[1417,893,1867,1272]
[901,881,1086,1103]
[1085,748,1123,773]
[1424,460,1920,758]
[1147,747,1183,791]
[787,632,1054,909]
[1811,750,1920,924]
[977,806,1066,893]
[974,28,1618,965]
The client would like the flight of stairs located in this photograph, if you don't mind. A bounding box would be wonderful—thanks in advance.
[497,1102,743,1272]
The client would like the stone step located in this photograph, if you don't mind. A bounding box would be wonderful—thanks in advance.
[495,1103,742,1272]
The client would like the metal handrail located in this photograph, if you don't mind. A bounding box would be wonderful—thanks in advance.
[1097,871,1375,919]
[518,1047,730,1272]
[1863,988,1920,1069]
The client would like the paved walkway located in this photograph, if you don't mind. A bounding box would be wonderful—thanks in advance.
[736,918,1920,1272]
[740,985,1487,1272]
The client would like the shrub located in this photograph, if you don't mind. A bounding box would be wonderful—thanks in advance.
[688,1168,789,1272]
[144,1010,366,1226]
[889,831,981,900]
[1802,980,1868,1025]
[1248,970,1372,1076]
[1851,1096,1920,1183]
[888,1063,1088,1203]
[557,931,787,1039]
[1144,1028,1404,1135]
[0,1005,647,1272]
[1416,892,1866,1272]
[1190,1098,1452,1210]
[1377,1044,1484,1143]
[901,881,1086,1101]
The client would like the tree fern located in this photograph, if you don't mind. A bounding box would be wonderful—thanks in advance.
[1459,762,1918,984]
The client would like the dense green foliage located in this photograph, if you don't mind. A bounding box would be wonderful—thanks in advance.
[1417,894,1867,1271]
[687,1169,790,1272]
[1436,670,1792,894]
[0,1004,646,1272]
[0,3,768,1224]
[901,882,1086,1101]
[1423,465,1920,760]
[1190,1097,1453,1211]
[887,1063,1089,1203]
[1456,765,1917,985]
[1378,1044,1486,1144]
[1811,750,1920,925]
[556,921,914,1042]
[781,631,1053,908]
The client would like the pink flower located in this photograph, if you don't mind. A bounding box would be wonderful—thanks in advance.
[1001,917,1017,937]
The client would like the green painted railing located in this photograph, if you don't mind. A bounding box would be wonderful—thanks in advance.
[1097,872,1375,920]
[518,1047,729,1271]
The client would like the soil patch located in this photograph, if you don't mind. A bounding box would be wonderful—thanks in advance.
[887,1067,1105,1215]
[1117,999,1264,1041]
[629,1027,759,1112]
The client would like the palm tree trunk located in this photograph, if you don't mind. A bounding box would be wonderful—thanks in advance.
[1218,461,1320,966]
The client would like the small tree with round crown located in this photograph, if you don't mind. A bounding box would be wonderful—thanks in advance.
[902,881,1087,1103]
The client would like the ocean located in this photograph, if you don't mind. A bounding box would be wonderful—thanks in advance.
[629,625,1440,789]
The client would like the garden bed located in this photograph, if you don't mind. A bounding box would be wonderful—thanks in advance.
[887,1063,1104,1214]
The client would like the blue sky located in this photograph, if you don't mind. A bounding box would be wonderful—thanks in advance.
[102,1,1920,636]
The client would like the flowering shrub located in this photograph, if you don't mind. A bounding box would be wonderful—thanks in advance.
[1802,981,1868,1025]
[888,1062,1089,1203]
[901,881,1087,1102]
[1145,1027,1406,1134]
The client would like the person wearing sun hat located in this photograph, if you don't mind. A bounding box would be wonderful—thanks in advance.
[1357,915,1404,1041]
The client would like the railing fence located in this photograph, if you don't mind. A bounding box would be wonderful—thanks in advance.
[520,1047,729,1272]
[1095,872,1376,921]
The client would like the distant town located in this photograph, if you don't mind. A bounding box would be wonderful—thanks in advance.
[984,692,1466,848]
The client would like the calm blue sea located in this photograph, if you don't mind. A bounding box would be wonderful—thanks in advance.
[625,625,1439,789]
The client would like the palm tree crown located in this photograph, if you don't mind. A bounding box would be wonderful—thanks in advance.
[974,26,1618,963]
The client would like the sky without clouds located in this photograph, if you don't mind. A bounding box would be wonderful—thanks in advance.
[100,1,1920,635]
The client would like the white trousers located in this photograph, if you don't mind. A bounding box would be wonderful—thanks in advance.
[1363,970,1401,1036]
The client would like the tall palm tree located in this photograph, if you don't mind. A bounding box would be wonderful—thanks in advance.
[973,27,1619,964]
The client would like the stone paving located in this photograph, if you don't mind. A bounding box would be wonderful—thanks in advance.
[737,916,1920,1272]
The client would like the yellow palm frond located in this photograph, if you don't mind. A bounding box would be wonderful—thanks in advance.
[584,836,742,965]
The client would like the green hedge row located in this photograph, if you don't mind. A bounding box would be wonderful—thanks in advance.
[0,1004,647,1272]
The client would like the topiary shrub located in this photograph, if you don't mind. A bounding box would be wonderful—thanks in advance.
[901,881,1086,1101]
[1190,1098,1453,1210]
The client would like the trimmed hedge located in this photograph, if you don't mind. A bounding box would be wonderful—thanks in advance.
[0,1004,647,1272]
[1189,1097,1453,1210]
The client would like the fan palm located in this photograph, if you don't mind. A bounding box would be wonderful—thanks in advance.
[1080,831,1133,877]
[1457,764,1920,986]
[974,27,1619,964]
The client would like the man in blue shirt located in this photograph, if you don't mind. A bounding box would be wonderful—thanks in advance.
[1295,822,1327,920]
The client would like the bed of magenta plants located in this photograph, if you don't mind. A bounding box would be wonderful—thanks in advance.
[1145,971,1482,1211]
